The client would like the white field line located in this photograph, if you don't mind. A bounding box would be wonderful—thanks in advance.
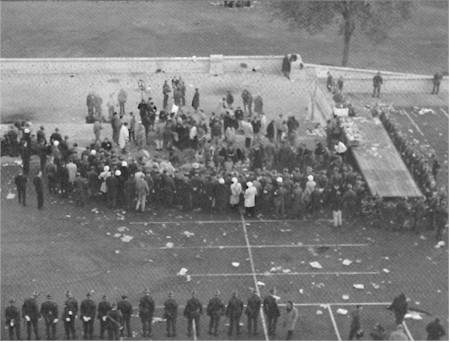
[129,219,332,225]
[241,214,269,341]
[136,302,392,310]
[402,109,425,136]
[440,108,449,118]
[144,243,369,250]
[327,304,342,341]
[403,321,414,341]
[192,319,197,341]
[185,271,379,277]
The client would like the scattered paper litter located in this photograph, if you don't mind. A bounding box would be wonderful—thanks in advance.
[186,275,192,282]
[371,283,380,289]
[177,268,188,276]
[353,284,364,290]
[117,227,128,232]
[183,231,195,237]
[114,233,122,238]
[121,235,134,242]
[342,295,350,300]
[420,235,427,240]
[316,310,323,315]
[310,261,323,269]
[6,193,15,199]
[298,289,303,294]
[282,269,291,273]
[382,268,390,273]
[320,304,327,309]
[257,281,265,287]
[405,312,423,320]
[166,242,174,248]
[115,250,120,254]
[336,308,348,315]
[342,259,352,266]
[232,262,240,268]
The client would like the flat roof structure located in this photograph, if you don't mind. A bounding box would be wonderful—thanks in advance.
[342,116,423,198]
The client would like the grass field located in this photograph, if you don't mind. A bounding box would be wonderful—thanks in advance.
[1,1,448,75]
[1,156,448,340]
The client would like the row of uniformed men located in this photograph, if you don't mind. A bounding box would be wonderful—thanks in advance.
[5,288,296,340]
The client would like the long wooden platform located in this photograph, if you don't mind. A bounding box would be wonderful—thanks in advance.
[341,116,423,198]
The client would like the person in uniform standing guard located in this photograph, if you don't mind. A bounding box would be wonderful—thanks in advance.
[106,303,123,341]
[184,290,203,338]
[163,291,178,337]
[22,292,40,340]
[63,291,78,340]
[139,288,155,338]
[80,292,96,340]
[97,294,111,340]
[226,291,244,336]
[246,289,261,335]
[207,290,225,337]
[40,294,58,340]
[5,299,21,340]
[263,288,280,337]
[117,294,133,339]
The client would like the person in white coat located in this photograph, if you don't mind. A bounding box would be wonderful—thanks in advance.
[244,182,257,217]
[229,177,242,210]
[118,122,129,153]
[283,301,299,340]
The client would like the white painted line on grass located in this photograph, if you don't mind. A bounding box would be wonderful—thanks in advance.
[130,219,332,225]
[186,271,379,277]
[402,109,425,136]
[403,321,414,341]
[440,108,449,118]
[144,243,369,250]
[327,304,342,341]
[192,319,197,341]
[241,214,269,341]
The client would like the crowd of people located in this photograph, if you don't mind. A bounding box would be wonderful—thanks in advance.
[6,289,446,341]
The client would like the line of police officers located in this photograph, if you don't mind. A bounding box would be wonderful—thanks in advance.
[5,288,283,340]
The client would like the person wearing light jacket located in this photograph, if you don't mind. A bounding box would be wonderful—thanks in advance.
[283,301,299,340]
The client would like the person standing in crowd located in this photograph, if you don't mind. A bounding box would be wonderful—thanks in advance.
[163,291,178,337]
[241,89,252,116]
[22,292,40,340]
[40,294,58,341]
[283,301,299,340]
[63,290,78,340]
[230,177,242,210]
[5,299,21,340]
[80,292,96,341]
[118,122,129,154]
[244,181,257,217]
[163,80,171,110]
[388,293,408,325]
[331,189,344,227]
[184,290,203,338]
[97,294,112,340]
[226,291,244,336]
[93,119,103,144]
[192,88,200,113]
[135,173,149,212]
[282,54,292,79]
[275,114,284,143]
[117,294,133,339]
[263,288,280,337]
[327,71,334,92]
[106,303,122,340]
[14,168,27,207]
[389,324,408,341]
[254,93,263,116]
[348,305,363,340]
[117,89,127,115]
[337,76,344,92]
[94,93,103,119]
[372,71,383,98]
[370,322,387,340]
[426,317,446,340]
[432,71,443,95]
[226,90,234,109]
[87,92,95,117]
[139,288,155,338]
[33,171,44,210]
[246,289,261,335]
[107,94,116,122]
[20,128,32,176]
[207,290,225,337]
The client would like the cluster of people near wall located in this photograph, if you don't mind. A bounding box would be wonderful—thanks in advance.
[6,290,446,341]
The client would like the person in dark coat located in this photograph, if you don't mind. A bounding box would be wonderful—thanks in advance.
[348,305,362,340]
[106,303,123,341]
[20,129,32,175]
[184,290,203,338]
[388,293,408,325]
[226,291,244,336]
[163,80,171,110]
[80,292,96,340]
[432,71,443,95]
[372,71,383,98]
[226,90,234,109]
[254,94,263,115]
[14,168,27,206]
[97,295,112,340]
[117,294,133,338]
[5,299,21,340]
[263,288,280,337]
[282,54,292,79]
[326,72,334,92]
[246,289,261,335]
[266,120,275,142]
[426,317,446,340]
[192,88,200,112]
[22,292,41,340]
[369,322,387,340]
[139,288,155,338]
[33,171,44,209]
[106,170,119,208]
[163,291,178,337]
[207,291,225,337]
[63,290,78,340]
[40,294,58,340]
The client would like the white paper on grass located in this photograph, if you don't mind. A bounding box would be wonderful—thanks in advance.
[342,295,350,300]
[316,310,323,315]
[342,259,352,266]
[405,312,423,320]
[177,268,188,276]
[257,281,265,287]
[310,261,323,269]
[121,235,134,242]
[336,308,348,315]
[232,262,240,268]
[353,284,364,290]
[6,193,15,199]
[183,231,195,237]
[166,242,174,248]
[114,233,122,238]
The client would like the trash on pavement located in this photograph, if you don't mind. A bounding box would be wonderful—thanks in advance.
[114,233,122,238]
[342,295,350,300]
[382,268,390,273]
[232,262,240,268]
[186,275,192,282]
[166,242,174,248]
[183,231,195,237]
[298,289,303,294]
[117,227,128,232]
[353,284,364,290]
[177,268,188,276]
[316,310,323,315]
[257,281,265,287]
[6,193,15,199]
[115,250,120,254]
[121,235,134,242]
[371,283,380,289]
[282,269,291,273]
[342,259,352,266]
[310,261,323,269]
[336,308,348,315]
[405,312,423,320]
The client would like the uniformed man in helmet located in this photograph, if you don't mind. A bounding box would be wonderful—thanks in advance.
[206,290,225,336]
[184,290,203,338]
[22,291,40,340]
[97,294,111,340]
[80,291,96,340]
[117,293,133,338]
[163,291,178,337]
[5,299,21,340]
[226,291,244,336]
[40,294,58,340]
[139,288,155,337]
